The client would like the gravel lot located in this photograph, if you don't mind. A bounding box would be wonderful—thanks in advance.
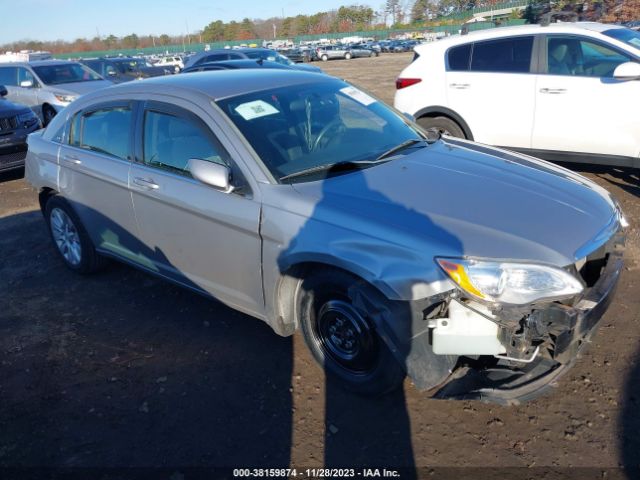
[1,52,639,477]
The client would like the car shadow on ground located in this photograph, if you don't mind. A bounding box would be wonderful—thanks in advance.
[0,208,294,468]
[621,343,640,479]
[277,166,464,474]
[568,163,640,199]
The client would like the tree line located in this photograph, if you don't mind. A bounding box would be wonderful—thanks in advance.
[1,0,637,55]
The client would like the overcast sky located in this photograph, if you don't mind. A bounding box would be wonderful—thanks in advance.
[2,0,383,44]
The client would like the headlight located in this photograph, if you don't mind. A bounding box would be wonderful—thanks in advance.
[54,94,77,103]
[436,257,583,305]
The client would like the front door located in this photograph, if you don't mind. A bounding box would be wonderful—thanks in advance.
[532,34,640,161]
[128,99,263,316]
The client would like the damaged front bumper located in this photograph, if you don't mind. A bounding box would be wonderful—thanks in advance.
[430,232,625,405]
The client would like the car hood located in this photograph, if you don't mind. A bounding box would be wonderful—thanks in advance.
[291,139,619,266]
[48,79,113,96]
[0,98,30,116]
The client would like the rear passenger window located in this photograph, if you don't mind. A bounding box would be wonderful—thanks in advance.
[143,109,228,176]
[470,36,533,73]
[70,106,132,160]
[448,44,471,71]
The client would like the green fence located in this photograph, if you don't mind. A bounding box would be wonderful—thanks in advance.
[55,19,527,59]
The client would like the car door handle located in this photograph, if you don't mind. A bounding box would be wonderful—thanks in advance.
[133,177,160,190]
[539,88,567,94]
[62,154,82,165]
[449,83,470,89]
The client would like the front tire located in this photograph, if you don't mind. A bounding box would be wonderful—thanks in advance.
[345,52,352,60]
[45,196,107,274]
[298,268,405,395]
[42,105,57,127]
[321,54,329,62]
[417,116,465,139]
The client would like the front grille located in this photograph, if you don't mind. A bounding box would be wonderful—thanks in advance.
[0,116,19,132]
[0,149,27,170]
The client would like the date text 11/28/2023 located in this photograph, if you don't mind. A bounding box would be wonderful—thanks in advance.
[233,468,401,478]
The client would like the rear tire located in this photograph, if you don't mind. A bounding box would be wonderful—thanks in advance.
[45,196,107,274]
[321,54,329,62]
[298,268,405,396]
[345,52,352,60]
[417,116,465,139]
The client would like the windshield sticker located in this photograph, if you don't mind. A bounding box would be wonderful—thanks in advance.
[234,100,279,120]
[340,86,376,106]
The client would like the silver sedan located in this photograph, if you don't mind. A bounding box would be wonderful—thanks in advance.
[26,70,626,403]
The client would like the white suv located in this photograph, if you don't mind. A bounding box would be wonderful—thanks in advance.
[394,22,640,168]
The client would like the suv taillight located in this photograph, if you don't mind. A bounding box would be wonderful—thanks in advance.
[396,78,422,90]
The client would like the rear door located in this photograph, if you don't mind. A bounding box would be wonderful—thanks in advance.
[58,101,139,257]
[445,35,537,149]
[532,34,640,161]
[128,99,263,316]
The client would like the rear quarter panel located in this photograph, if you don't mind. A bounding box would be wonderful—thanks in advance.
[25,130,59,193]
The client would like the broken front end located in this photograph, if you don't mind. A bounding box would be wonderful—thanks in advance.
[396,228,625,405]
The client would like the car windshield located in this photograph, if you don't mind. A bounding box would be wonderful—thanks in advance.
[602,28,640,51]
[216,79,425,183]
[33,63,103,85]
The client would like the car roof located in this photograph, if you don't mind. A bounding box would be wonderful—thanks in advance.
[416,22,626,51]
[90,69,334,101]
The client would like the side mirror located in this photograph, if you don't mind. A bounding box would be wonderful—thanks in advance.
[20,80,34,88]
[0,85,7,97]
[613,62,640,80]
[188,158,234,193]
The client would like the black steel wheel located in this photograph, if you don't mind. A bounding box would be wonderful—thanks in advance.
[298,268,405,395]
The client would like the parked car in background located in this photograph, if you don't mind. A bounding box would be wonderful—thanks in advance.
[181,59,295,73]
[183,49,250,70]
[26,69,626,404]
[0,60,112,125]
[316,45,352,61]
[234,48,322,72]
[345,44,378,57]
[0,84,41,172]
[155,56,184,73]
[80,57,172,83]
[277,48,311,63]
[395,22,640,168]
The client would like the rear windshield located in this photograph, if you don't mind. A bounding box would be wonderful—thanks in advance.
[33,63,103,85]
[602,28,640,51]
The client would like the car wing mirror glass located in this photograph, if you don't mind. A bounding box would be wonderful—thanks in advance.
[188,158,234,193]
[613,61,640,80]
[20,80,34,88]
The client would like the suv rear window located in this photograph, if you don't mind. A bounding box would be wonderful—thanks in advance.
[470,36,533,73]
[448,44,471,70]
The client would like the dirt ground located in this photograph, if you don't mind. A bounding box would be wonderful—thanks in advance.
[1,53,640,478]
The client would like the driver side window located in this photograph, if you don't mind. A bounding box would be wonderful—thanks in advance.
[547,36,632,78]
[142,108,229,177]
